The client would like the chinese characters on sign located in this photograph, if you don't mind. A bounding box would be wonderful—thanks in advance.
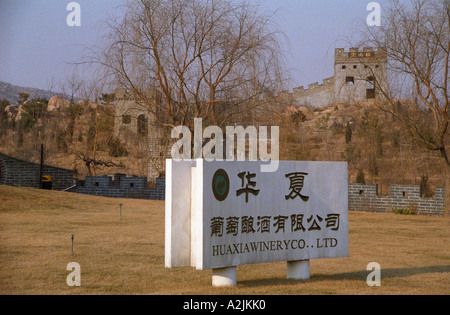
[285,172,310,201]
[219,170,312,203]
[210,168,340,238]
[349,52,373,58]
[236,172,260,203]
[211,213,340,237]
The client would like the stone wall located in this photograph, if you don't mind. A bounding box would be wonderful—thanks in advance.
[75,179,445,215]
[114,88,167,181]
[349,183,444,216]
[1,150,444,213]
[334,47,388,103]
[0,152,74,190]
[274,48,388,108]
[288,77,335,107]
[75,174,165,200]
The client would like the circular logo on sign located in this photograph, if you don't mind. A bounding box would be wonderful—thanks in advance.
[212,169,230,202]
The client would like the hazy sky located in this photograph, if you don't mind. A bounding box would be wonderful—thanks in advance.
[0,0,389,92]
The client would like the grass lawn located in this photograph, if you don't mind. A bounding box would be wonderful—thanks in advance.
[0,185,448,295]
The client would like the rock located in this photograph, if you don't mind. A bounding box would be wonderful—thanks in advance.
[15,104,25,122]
[4,105,18,114]
[79,99,98,110]
[47,96,70,112]
[4,105,18,123]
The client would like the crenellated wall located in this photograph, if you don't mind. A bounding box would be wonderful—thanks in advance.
[75,174,165,200]
[0,156,445,213]
[275,47,388,108]
[349,183,445,216]
[0,152,74,190]
[279,77,335,107]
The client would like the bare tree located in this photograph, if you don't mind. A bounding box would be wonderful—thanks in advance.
[77,152,122,195]
[359,0,450,214]
[94,0,286,131]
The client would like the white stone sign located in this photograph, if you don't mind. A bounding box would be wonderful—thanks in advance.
[165,159,349,282]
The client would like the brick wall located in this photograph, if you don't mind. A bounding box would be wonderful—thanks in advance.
[75,179,445,212]
[76,174,165,200]
[1,152,445,212]
[0,155,6,185]
[0,152,74,190]
[349,183,444,216]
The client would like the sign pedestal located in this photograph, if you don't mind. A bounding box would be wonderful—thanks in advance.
[212,267,237,287]
[287,260,310,280]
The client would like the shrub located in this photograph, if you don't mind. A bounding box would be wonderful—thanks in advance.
[356,168,365,184]
[420,174,433,197]
[108,137,128,157]
[341,143,359,163]
[390,203,417,215]
[345,122,352,143]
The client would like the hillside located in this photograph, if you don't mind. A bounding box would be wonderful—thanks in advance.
[0,81,55,104]
[0,94,447,193]
[278,100,447,194]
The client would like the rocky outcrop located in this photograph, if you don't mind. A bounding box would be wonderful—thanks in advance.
[47,96,71,112]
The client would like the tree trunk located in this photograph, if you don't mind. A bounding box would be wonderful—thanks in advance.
[87,164,94,195]
[445,166,450,217]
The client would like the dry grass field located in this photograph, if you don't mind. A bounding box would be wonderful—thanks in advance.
[0,185,449,295]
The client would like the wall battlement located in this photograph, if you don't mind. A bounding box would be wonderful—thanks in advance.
[334,47,387,64]
[274,47,387,107]
[276,76,335,107]
[76,174,165,200]
[115,88,163,103]
[72,180,444,215]
[349,183,444,216]
[278,77,335,100]
[0,152,74,190]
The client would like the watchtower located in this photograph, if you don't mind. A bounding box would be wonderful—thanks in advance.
[334,47,387,103]
[114,88,166,182]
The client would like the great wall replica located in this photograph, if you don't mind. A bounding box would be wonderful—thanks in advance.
[0,151,444,215]
[275,47,387,107]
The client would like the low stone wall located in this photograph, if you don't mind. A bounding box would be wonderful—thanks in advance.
[0,152,74,190]
[0,154,445,212]
[75,179,445,214]
[349,183,444,216]
[75,174,165,200]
